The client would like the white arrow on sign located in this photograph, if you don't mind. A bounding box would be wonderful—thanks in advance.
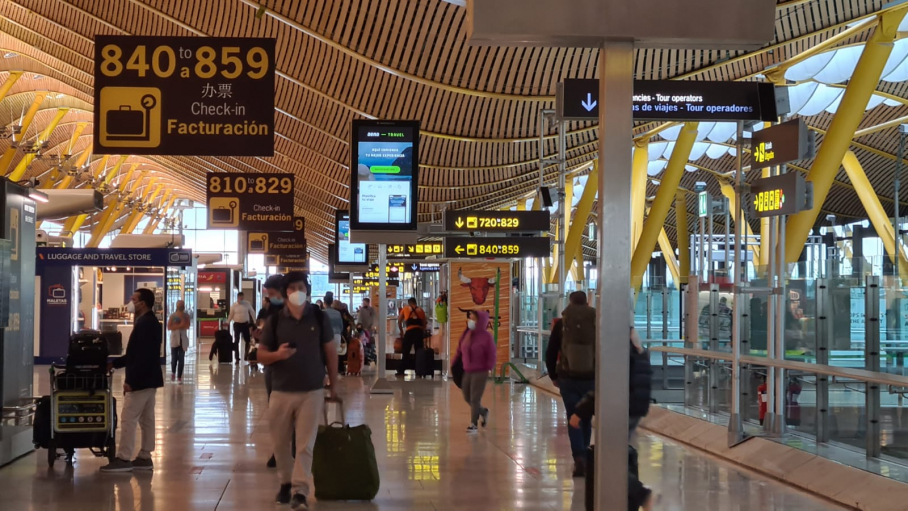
[581,92,597,112]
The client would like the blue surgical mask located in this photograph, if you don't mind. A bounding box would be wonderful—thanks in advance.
[270,297,284,306]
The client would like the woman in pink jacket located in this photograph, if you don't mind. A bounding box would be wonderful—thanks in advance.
[454,310,496,432]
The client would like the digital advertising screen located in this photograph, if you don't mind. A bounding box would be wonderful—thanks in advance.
[350,120,419,231]
[335,210,368,267]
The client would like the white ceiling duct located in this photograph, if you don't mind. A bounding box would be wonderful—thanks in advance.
[195,253,223,266]
[36,189,103,220]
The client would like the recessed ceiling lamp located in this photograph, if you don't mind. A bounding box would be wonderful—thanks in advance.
[3,52,17,58]
[32,74,44,80]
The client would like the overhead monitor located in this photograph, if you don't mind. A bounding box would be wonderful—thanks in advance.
[350,120,419,233]
[335,210,368,270]
[327,244,350,282]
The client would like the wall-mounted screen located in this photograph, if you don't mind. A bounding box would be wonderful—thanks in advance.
[335,210,368,266]
[350,120,419,231]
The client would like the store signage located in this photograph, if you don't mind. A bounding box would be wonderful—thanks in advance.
[350,120,419,232]
[335,210,368,266]
[386,243,444,258]
[199,271,227,283]
[750,118,815,170]
[46,284,68,307]
[444,237,550,258]
[444,210,550,232]
[206,172,294,230]
[557,79,787,122]
[750,172,812,218]
[698,192,709,218]
[93,36,275,156]
[36,247,193,267]
[247,231,306,255]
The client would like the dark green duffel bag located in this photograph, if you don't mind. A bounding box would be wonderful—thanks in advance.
[312,399,380,501]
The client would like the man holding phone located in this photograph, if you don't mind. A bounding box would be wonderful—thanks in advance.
[257,272,338,510]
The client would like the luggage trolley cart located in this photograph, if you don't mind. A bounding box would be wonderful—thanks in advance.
[33,331,118,467]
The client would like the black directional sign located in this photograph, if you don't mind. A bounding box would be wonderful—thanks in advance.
[444,237,550,258]
[444,210,550,232]
[750,118,816,170]
[557,79,787,122]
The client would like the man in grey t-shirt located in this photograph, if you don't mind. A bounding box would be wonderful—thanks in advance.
[258,272,338,510]
[358,297,376,333]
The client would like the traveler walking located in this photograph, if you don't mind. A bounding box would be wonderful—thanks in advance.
[570,327,653,511]
[101,288,163,472]
[255,275,286,469]
[229,292,256,363]
[453,310,496,432]
[545,290,596,477]
[358,297,376,334]
[167,300,190,383]
[257,297,272,323]
[258,272,339,510]
[323,294,346,374]
[396,297,427,376]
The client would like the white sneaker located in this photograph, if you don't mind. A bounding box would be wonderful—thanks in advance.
[466,424,478,433]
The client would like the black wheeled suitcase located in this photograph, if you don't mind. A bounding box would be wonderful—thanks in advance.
[414,348,435,377]
[103,331,123,355]
[214,331,233,364]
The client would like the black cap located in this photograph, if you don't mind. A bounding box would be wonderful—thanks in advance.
[263,274,283,290]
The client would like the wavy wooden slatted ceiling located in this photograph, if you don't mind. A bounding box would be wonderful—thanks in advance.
[0,0,903,261]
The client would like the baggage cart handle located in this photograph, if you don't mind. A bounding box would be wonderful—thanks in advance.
[323,396,345,427]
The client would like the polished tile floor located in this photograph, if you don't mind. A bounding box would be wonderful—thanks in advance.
[1,348,843,510]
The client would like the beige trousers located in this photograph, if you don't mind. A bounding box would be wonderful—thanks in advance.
[118,388,157,461]
[269,389,325,496]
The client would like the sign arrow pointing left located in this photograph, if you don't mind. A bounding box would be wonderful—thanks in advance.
[455,245,464,254]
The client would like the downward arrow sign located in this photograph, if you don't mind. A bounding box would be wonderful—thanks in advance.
[455,217,464,228]
[581,92,597,112]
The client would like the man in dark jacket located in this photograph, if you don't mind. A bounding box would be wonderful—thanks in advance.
[545,291,596,477]
[101,288,163,472]
[255,274,286,469]
[571,327,653,510]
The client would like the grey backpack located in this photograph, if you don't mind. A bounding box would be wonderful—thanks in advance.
[556,304,596,378]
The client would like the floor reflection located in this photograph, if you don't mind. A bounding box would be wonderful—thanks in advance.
[2,343,842,510]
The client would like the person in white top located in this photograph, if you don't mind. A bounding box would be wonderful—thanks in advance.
[167,300,191,383]
[229,292,256,364]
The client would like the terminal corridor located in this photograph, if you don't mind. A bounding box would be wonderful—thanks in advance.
[1,351,841,510]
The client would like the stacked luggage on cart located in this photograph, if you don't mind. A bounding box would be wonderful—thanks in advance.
[33,330,117,467]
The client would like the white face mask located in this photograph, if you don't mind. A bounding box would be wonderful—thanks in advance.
[126,301,136,313]
[467,319,476,331]
[288,291,307,307]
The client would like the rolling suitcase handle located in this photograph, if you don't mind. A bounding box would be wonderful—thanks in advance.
[322,396,345,427]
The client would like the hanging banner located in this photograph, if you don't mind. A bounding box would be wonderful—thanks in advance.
[449,261,510,373]
[93,36,275,156]
[206,173,295,230]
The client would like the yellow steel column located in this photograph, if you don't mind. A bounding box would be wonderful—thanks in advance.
[517,198,528,211]
[9,108,70,181]
[87,170,148,248]
[557,161,599,282]
[145,194,175,234]
[0,71,23,102]
[785,6,908,263]
[57,157,127,230]
[54,150,94,190]
[123,184,163,235]
[658,228,681,285]
[60,214,88,238]
[43,122,88,189]
[841,150,908,279]
[719,180,761,263]
[547,178,575,283]
[631,141,649,253]
[631,122,699,290]
[676,191,690,284]
[0,92,47,174]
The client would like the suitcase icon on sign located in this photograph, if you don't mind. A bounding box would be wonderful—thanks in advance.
[209,199,239,227]
[250,235,267,251]
[106,94,157,141]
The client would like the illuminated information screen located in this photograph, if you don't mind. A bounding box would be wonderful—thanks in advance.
[385,244,443,258]
[444,237,550,258]
[749,172,809,218]
[350,120,419,231]
[444,210,550,232]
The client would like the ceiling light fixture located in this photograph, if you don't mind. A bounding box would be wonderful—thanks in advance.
[3,52,17,58]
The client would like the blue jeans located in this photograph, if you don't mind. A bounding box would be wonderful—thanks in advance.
[171,347,185,378]
[559,378,595,458]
